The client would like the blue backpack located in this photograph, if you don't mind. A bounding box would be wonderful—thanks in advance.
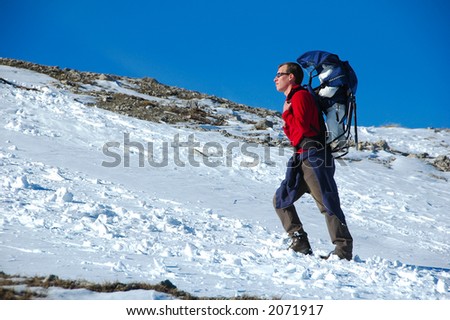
[297,50,358,156]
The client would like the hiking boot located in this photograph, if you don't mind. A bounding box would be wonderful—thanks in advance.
[321,249,352,261]
[289,232,313,255]
[335,249,352,261]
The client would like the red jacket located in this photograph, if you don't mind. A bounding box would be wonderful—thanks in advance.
[282,86,321,153]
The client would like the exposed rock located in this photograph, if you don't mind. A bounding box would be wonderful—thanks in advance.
[433,155,450,172]
[254,119,274,130]
[0,57,286,148]
[407,152,430,159]
[357,139,391,152]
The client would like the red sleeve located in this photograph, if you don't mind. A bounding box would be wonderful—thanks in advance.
[281,90,319,148]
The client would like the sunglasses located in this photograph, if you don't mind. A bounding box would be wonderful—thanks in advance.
[275,72,290,78]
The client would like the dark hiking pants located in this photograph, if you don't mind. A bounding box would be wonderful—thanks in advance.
[273,158,353,259]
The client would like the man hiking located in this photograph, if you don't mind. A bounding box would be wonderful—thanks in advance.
[273,62,353,260]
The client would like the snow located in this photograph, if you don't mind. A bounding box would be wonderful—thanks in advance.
[0,65,449,300]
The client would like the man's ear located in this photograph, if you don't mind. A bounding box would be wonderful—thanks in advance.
[288,73,295,83]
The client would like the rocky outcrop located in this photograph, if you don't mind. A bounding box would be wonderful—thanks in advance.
[0,58,277,125]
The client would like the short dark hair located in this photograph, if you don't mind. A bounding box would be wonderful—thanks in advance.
[278,62,304,85]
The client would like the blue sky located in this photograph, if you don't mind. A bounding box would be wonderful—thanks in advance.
[1,0,449,128]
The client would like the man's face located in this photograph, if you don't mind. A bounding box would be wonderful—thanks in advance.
[274,65,291,93]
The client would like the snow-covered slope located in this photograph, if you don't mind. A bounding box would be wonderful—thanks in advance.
[0,64,449,299]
